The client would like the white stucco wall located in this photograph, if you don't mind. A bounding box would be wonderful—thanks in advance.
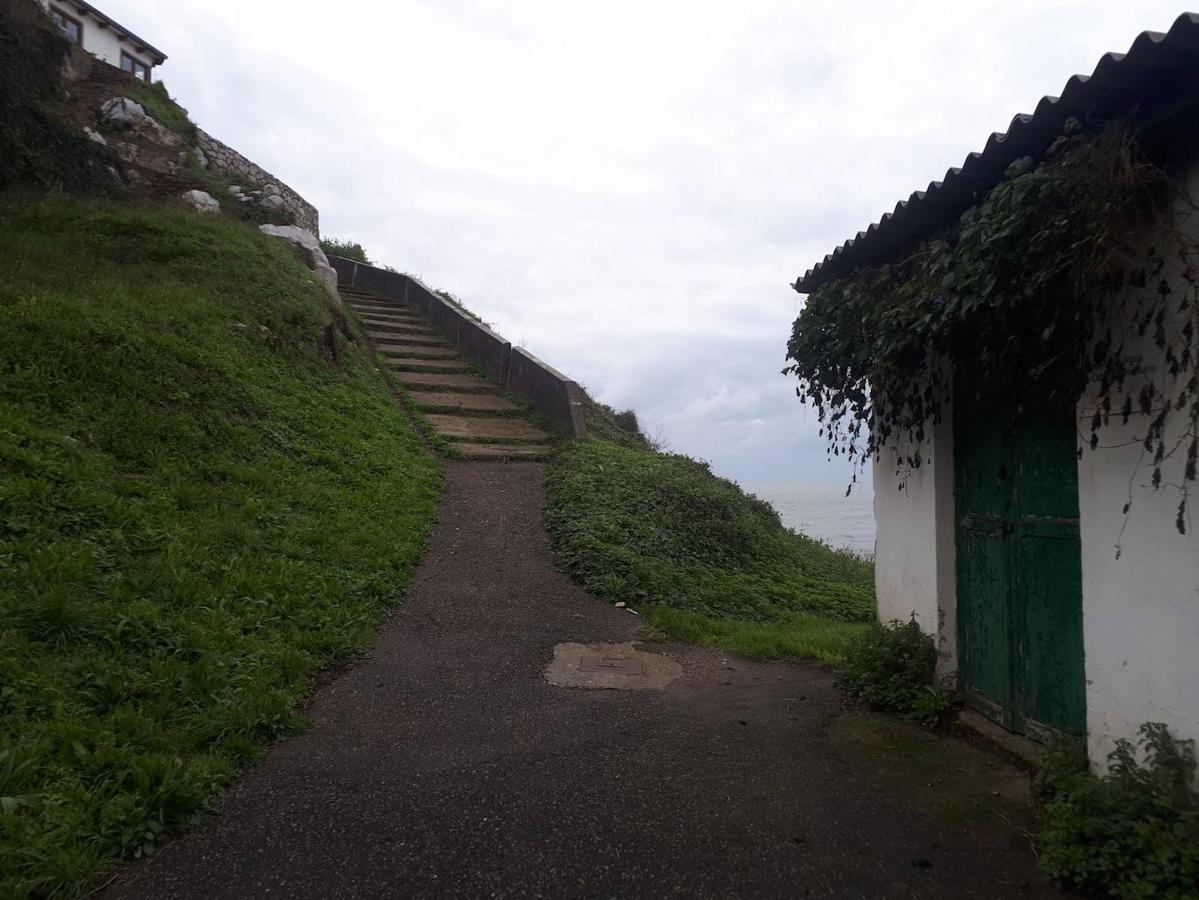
[1076,155,1199,772]
[44,1,156,75]
[872,404,958,681]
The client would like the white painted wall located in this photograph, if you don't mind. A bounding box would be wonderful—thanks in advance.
[1076,155,1199,773]
[43,1,156,76]
[872,401,958,682]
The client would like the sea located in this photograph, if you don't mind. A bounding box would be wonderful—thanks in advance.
[740,481,876,557]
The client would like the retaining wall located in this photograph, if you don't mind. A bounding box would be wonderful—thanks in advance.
[330,256,586,439]
[195,129,319,234]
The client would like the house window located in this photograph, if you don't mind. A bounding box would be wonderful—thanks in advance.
[120,52,151,83]
[49,7,83,45]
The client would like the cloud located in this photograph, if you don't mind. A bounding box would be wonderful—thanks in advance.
[105,0,1186,484]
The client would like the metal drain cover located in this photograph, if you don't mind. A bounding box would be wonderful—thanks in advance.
[579,655,644,674]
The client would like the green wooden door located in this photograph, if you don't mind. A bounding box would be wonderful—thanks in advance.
[954,388,1086,738]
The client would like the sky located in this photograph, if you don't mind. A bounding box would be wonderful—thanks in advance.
[107,0,1186,484]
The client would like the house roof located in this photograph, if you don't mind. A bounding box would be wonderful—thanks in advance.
[59,0,167,65]
[793,12,1199,294]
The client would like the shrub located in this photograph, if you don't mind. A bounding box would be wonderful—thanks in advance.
[320,238,371,264]
[837,618,950,723]
[1035,723,1199,899]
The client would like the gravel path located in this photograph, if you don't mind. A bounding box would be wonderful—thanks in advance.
[104,462,1062,899]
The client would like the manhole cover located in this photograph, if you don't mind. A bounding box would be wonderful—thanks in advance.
[579,655,644,674]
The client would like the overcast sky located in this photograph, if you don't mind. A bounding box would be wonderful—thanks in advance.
[110,1,1185,484]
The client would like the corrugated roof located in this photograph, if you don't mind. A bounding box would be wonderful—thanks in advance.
[793,12,1199,294]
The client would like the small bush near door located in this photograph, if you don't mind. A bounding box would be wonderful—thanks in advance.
[1034,723,1199,899]
[837,618,951,724]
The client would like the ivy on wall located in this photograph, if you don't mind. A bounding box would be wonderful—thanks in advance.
[785,119,1198,533]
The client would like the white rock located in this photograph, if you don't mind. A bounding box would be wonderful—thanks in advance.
[83,127,107,146]
[261,194,288,212]
[193,145,208,168]
[180,189,220,215]
[258,224,341,306]
[99,97,146,129]
[614,602,627,608]
[262,183,282,197]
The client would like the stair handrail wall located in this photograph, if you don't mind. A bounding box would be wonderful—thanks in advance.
[328,256,586,440]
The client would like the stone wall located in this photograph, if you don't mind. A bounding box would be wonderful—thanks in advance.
[195,130,319,235]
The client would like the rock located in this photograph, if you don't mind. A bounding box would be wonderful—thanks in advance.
[99,97,146,129]
[83,126,107,146]
[181,189,220,215]
[262,183,282,197]
[193,145,208,168]
[111,141,138,163]
[258,224,341,306]
[228,185,243,195]
[261,194,288,212]
[614,602,627,608]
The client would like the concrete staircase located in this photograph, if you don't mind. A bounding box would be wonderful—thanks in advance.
[343,286,555,460]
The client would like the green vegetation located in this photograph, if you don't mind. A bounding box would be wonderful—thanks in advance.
[545,441,875,662]
[0,197,440,895]
[786,119,1197,531]
[116,80,197,144]
[1033,725,1199,899]
[320,238,372,265]
[0,0,115,193]
[578,392,652,451]
[837,618,951,724]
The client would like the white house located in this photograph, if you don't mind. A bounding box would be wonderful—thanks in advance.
[40,0,165,82]
[793,14,1199,772]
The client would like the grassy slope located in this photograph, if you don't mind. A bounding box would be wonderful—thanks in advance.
[0,198,440,895]
[545,441,875,663]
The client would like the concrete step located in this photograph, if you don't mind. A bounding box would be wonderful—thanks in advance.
[395,371,496,392]
[348,298,419,314]
[384,357,473,372]
[360,319,435,336]
[369,333,448,348]
[352,306,423,324]
[409,391,520,414]
[426,415,550,441]
[450,442,554,460]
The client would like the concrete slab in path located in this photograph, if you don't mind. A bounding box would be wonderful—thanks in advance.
[103,464,1066,900]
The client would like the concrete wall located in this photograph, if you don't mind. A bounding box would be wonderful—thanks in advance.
[872,405,958,682]
[1075,155,1199,771]
[1077,352,1199,771]
[330,257,586,439]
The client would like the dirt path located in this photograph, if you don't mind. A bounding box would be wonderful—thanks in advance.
[104,462,1061,899]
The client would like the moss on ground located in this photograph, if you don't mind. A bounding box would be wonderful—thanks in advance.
[545,441,875,663]
[0,197,440,895]
[829,710,1036,841]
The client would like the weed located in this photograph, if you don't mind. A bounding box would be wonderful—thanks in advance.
[837,618,951,723]
[1034,724,1199,899]
[320,238,371,264]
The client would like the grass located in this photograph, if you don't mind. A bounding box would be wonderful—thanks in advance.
[115,80,197,144]
[0,196,441,895]
[578,392,653,450]
[545,441,875,663]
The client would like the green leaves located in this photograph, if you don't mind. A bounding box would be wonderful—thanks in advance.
[786,118,1198,532]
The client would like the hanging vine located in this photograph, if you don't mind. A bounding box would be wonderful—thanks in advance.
[785,118,1198,533]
